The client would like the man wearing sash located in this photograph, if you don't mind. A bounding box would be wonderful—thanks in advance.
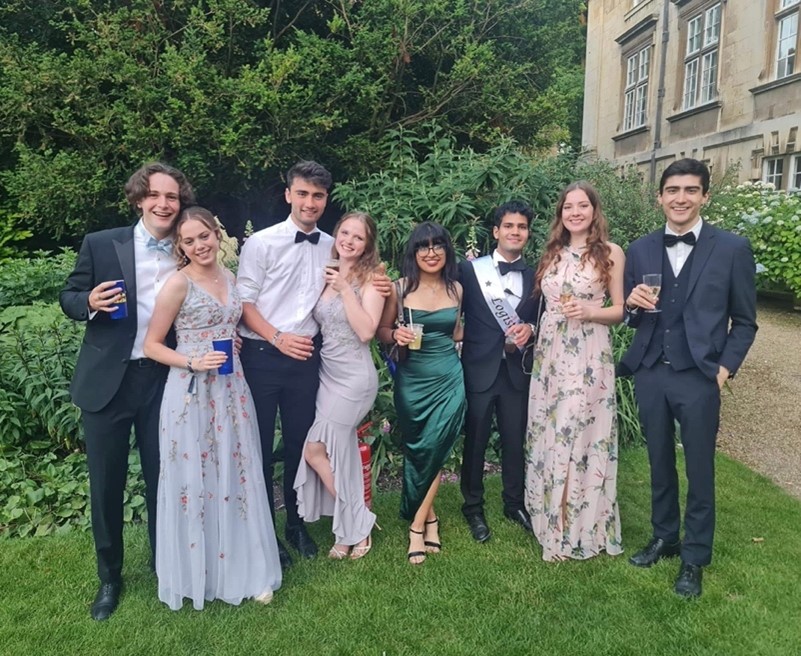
[458,201,540,542]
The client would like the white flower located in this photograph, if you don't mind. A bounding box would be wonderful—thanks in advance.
[755,263,767,274]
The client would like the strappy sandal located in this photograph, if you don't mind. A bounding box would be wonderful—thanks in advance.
[328,544,351,560]
[424,517,442,553]
[407,527,426,565]
[350,535,372,560]
[254,589,274,605]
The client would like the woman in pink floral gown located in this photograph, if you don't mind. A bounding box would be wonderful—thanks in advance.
[144,207,281,609]
[524,181,625,562]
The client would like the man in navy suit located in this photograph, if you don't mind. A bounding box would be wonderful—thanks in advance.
[458,201,538,542]
[60,163,195,620]
[621,158,757,597]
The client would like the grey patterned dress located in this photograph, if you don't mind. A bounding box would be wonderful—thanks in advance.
[294,285,378,545]
[156,275,282,610]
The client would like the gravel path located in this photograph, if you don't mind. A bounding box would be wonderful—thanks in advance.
[718,299,801,500]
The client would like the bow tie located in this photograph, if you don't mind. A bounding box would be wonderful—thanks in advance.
[146,236,173,255]
[664,232,696,247]
[295,231,321,244]
[498,260,526,276]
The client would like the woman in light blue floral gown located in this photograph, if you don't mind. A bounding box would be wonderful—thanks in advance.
[144,207,281,610]
[524,182,625,562]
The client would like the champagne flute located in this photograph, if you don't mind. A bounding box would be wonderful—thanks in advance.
[643,273,662,313]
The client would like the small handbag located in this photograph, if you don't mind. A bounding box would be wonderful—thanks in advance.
[522,293,545,375]
[379,280,408,375]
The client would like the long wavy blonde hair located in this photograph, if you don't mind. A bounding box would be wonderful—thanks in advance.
[330,212,381,286]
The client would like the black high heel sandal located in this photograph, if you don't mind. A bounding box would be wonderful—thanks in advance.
[407,527,426,564]
[424,517,442,553]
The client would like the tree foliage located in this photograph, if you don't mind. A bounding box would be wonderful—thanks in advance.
[0,0,586,243]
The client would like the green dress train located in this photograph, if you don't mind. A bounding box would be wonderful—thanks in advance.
[395,306,466,520]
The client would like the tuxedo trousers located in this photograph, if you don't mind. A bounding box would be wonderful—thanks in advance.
[82,359,166,584]
[634,363,720,566]
[240,336,321,529]
[461,364,527,516]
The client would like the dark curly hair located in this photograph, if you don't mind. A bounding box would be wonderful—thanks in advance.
[124,162,195,213]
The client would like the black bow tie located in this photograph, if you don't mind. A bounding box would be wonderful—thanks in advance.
[664,232,696,247]
[295,231,320,244]
[498,260,526,276]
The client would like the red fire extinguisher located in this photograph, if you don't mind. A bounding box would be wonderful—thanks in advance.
[357,421,373,509]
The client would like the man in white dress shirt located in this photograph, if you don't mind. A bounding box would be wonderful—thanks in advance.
[237,160,336,565]
[61,163,195,620]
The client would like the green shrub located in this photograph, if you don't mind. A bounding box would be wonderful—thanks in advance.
[0,249,77,309]
[333,126,566,263]
[0,445,146,538]
[706,181,801,297]
[0,303,83,450]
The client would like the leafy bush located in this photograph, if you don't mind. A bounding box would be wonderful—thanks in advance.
[0,445,146,538]
[0,303,83,450]
[333,127,565,263]
[706,181,801,298]
[0,249,76,309]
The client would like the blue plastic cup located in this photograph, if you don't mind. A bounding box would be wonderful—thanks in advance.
[109,280,128,320]
[212,338,234,375]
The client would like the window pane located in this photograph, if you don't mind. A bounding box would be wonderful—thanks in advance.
[701,51,718,103]
[780,0,800,10]
[684,59,699,109]
[704,4,721,47]
[777,14,798,79]
[624,89,635,131]
[793,155,801,190]
[687,16,702,54]
[626,54,638,88]
[764,158,784,189]
[635,84,648,127]
[639,46,650,81]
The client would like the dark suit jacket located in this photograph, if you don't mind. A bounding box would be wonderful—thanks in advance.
[459,258,539,394]
[60,226,141,413]
[620,223,758,381]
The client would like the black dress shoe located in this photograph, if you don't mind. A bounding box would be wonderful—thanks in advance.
[286,524,318,559]
[674,561,703,598]
[277,539,293,569]
[465,513,491,543]
[90,582,121,621]
[628,537,681,568]
[504,508,534,533]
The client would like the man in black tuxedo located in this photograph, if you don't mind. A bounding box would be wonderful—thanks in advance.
[60,163,195,620]
[621,158,757,597]
[458,201,539,542]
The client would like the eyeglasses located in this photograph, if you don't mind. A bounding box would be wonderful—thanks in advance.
[416,244,446,256]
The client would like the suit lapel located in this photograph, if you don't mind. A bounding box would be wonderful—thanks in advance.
[113,227,137,312]
[643,230,664,277]
[519,265,535,310]
[686,223,716,299]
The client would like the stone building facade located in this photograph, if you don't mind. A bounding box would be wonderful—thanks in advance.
[583,0,801,190]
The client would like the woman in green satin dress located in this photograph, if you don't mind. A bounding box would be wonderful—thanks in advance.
[378,222,466,565]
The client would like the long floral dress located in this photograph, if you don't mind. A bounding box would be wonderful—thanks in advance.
[524,247,622,562]
[156,276,282,610]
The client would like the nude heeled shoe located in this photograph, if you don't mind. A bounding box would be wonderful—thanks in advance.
[350,535,372,560]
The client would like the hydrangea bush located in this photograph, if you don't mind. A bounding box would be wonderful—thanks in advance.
[706,182,801,301]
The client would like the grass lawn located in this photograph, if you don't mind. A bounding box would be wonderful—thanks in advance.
[1,448,799,656]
